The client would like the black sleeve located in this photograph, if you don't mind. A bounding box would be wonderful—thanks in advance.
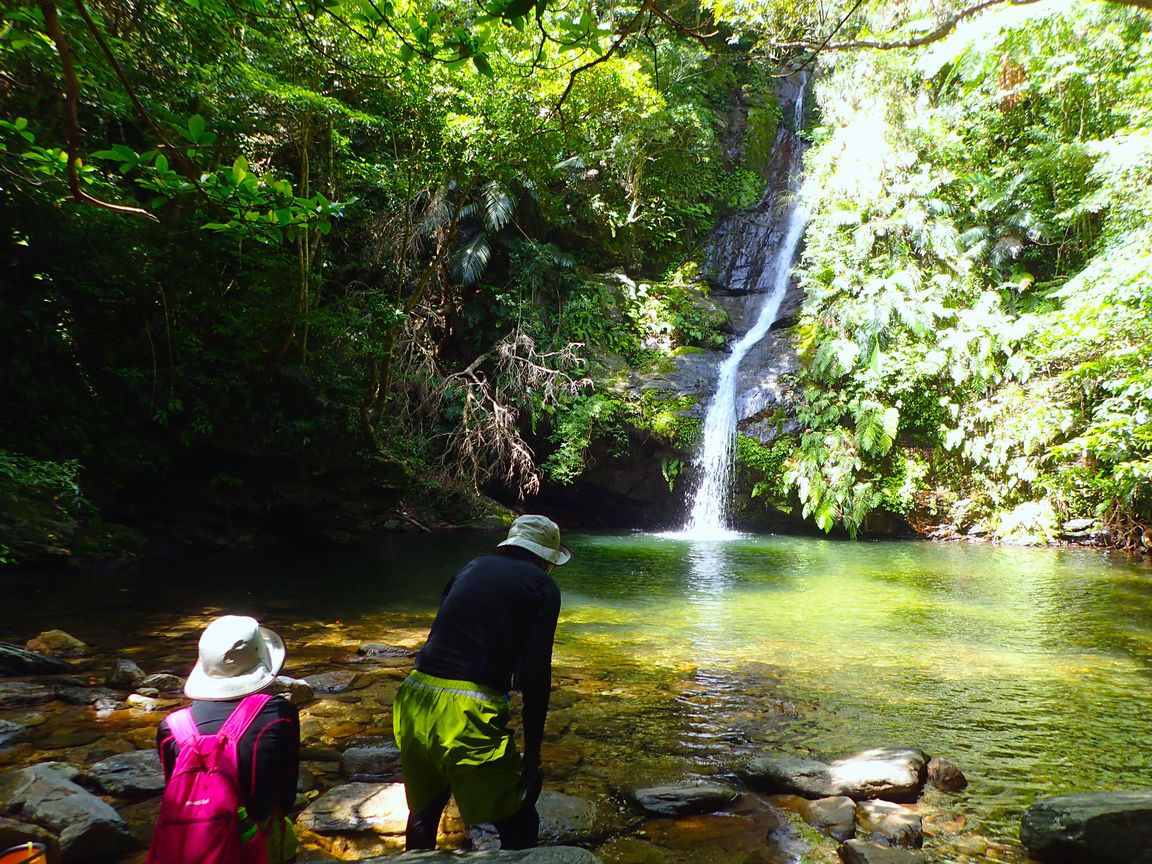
[156,718,176,780]
[513,581,561,766]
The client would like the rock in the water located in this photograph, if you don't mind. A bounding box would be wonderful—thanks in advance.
[0,682,57,708]
[1020,789,1152,864]
[739,756,836,797]
[804,796,856,841]
[304,671,366,694]
[392,850,602,863]
[26,630,89,657]
[0,643,72,676]
[830,749,927,803]
[0,763,136,862]
[926,757,967,792]
[0,719,27,749]
[296,781,409,836]
[88,750,165,797]
[628,782,738,817]
[340,739,401,781]
[104,658,146,690]
[838,839,923,863]
[855,800,923,848]
[537,790,600,845]
[140,673,183,692]
[273,675,315,706]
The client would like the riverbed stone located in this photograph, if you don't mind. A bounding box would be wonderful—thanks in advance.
[0,719,27,749]
[837,839,923,864]
[339,738,401,781]
[537,791,600,845]
[855,800,922,848]
[1020,789,1152,864]
[104,658,145,690]
[926,756,967,792]
[0,682,58,708]
[740,749,927,802]
[274,675,315,705]
[139,673,183,692]
[739,756,836,797]
[305,671,367,693]
[804,796,856,841]
[311,850,602,864]
[88,749,165,797]
[26,631,89,657]
[830,749,928,803]
[54,686,123,708]
[295,781,409,835]
[0,763,136,862]
[628,782,738,817]
[0,644,72,677]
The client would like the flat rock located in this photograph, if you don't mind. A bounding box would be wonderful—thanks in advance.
[741,749,928,802]
[88,750,165,797]
[0,763,136,862]
[628,783,738,817]
[804,796,856,841]
[295,781,408,835]
[855,800,922,848]
[0,643,73,677]
[0,719,27,749]
[339,739,401,781]
[140,673,183,692]
[739,756,836,798]
[320,850,602,864]
[304,671,367,694]
[26,631,89,657]
[1020,789,1152,864]
[838,839,923,863]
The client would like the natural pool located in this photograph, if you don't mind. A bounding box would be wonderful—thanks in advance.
[3,531,1151,862]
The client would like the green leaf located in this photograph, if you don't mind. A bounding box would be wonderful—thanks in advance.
[188,114,206,142]
[472,54,493,76]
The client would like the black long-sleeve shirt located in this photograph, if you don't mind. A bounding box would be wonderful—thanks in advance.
[415,550,561,763]
[157,695,299,821]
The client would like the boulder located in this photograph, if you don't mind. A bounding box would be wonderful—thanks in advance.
[104,658,145,690]
[339,739,402,781]
[0,644,72,677]
[139,673,183,692]
[26,631,88,657]
[926,757,967,793]
[273,675,315,706]
[1020,789,1152,864]
[739,756,836,797]
[0,683,57,709]
[0,719,27,749]
[469,791,602,851]
[804,796,856,841]
[855,800,922,848]
[838,839,923,864]
[296,781,408,836]
[87,750,165,798]
[0,763,136,862]
[829,749,928,803]
[740,749,927,803]
[384,850,602,864]
[627,783,738,817]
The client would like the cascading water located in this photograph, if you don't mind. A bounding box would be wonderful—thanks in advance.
[683,78,811,539]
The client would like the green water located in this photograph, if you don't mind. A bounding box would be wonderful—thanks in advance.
[4,531,1151,861]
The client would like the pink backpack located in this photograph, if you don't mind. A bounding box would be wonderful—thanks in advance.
[147,694,272,864]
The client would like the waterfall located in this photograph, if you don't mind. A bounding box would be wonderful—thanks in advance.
[682,80,810,539]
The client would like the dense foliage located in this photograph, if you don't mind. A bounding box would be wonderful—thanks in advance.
[2,0,1150,561]
[774,0,1152,544]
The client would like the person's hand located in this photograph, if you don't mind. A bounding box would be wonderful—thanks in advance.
[522,759,543,805]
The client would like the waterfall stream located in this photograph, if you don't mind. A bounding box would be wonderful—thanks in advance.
[682,81,810,538]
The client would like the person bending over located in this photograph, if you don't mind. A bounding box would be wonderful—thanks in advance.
[393,514,569,850]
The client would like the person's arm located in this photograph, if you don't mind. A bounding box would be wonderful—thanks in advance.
[156,718,176,780]
[247,699,301,820]
[514,582,561,769]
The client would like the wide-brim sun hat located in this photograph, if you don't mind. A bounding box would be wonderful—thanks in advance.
[496,514,571,566]
[184,615,286,701]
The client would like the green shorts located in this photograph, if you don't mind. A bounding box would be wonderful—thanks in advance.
[392,669,526,825]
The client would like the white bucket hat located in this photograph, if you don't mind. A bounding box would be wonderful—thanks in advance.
[496,514,571,566]
[184,615,286,701]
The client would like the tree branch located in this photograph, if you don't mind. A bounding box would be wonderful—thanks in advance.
[38,0,157,219]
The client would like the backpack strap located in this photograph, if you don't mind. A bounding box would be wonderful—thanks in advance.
[218,693,274,741]
[164,708,200,747]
